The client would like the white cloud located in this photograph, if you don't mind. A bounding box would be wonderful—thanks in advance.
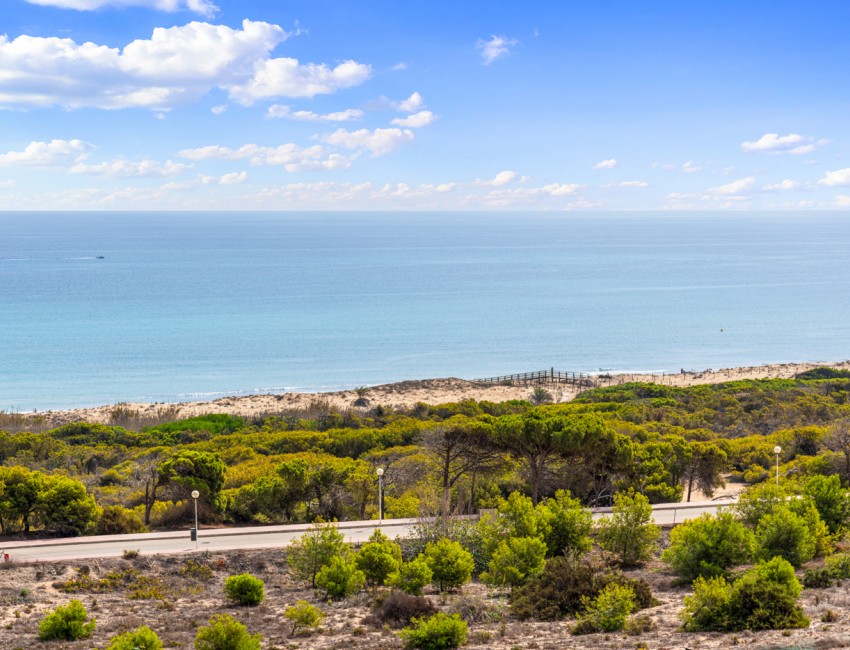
[390,62,408,72]
[741,133,825,155]
[266,105,363,122]
[762,179,800,191]
[593,158,618,170]
[818,168,850,187]
[0,139,91,166]
[219,171,247,184]
[180,142,353,171]
[476,35,517,65]
[70,158,190,177]
[0,20,370,110]
[709,176,756,195]
[682,161,702,173]
[323,127,414,156]
[835,195,850,207]
[477,170,517,187]
[391,110,437,128]
[227,58,371,105]
[23,0,219,17]
[0,179,15,188]
[392,92,423,112]
[484,182,583,206]
[211,104,227,115]
[619,180,649,188]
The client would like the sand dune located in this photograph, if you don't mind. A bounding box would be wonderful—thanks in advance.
[21,359,850,428]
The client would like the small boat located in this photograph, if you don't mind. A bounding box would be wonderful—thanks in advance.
[96,256,105,259]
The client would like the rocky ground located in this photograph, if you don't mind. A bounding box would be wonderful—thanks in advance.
[0,547,848,650]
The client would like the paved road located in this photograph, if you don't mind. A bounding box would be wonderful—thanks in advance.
[0,499,736,563]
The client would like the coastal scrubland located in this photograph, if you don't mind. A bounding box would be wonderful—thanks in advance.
[3,366,850,647]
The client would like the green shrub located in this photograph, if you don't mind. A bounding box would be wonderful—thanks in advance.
[510,556,655,621]
[367,591,437,629]
[803,567,835,589]
[355,529,403,586]
[573,583,635,634]
[283,600,324,636]
[387,557,434,596]
[399,612,468,650]
[224,573,265,606]
[287,520,346,587]
[537,489,593,558]
[596,490,660,566]
[662,512,755,582]
[756,506,816,567]
[804,474,850,534]
[37,599,96,641]
[315,555,366,599]
[423,539,474,592]
[624,614,657,635]
[97,505,147,535]
[682,557,809,632]
[481,536,547,589]
[825,552,850,579]
[106,625,163,650]
[735,483,789,528]
[194,614,262,650]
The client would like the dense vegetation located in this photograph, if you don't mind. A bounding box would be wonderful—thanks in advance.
[7,373,850,644]
[2,374,850,535]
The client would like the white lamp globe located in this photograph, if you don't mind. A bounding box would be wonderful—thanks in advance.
[773,446,781,455]
[376,468,384,477]
[191,490,200,499]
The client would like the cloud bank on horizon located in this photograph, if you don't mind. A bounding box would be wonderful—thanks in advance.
[2,0,850,211]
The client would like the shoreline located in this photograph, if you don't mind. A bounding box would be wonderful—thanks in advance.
[13,359,850,429]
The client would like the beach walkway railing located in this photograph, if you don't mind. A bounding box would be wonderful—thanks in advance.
[474,368,597,389]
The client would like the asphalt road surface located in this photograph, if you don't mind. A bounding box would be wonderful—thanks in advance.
[1,499,736,563]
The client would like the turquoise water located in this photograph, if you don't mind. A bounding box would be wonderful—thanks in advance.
[1,211,849,410]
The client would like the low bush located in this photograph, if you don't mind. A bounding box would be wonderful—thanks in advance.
[825,552,850,579]
[355,529,403,586]
[284,600,324,636]
[661,512,755,582]
[194,614,262,650]
[423,539,474,592]
[682,557,809,632]
[572,583,635,634]
[624,614,657,636]
[803,567,835,589]
[97,505,146,535]
[510,556,655,621]
[106,625,163,650]
[399,612,468,650]
[367,590,437,629]
[315,555,365,599]
[224,573,265,606]
[596,490,660,566]
[38,599,96,641]
[481,536,547,589]
[756,506,816,567]
[387,557,433,596]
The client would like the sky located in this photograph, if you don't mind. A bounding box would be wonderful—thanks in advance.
[2,0,850,211]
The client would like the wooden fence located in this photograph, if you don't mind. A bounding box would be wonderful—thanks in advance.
[474,368,596,389]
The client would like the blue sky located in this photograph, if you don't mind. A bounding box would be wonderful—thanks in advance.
[2,0,850,210]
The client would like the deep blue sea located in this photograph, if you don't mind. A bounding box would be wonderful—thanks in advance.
[1,211,849,411]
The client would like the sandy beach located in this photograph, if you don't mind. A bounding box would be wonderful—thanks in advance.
[19,359,850,429]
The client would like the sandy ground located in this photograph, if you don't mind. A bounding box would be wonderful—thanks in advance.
[0,547,847,650]
[24,359,850,429]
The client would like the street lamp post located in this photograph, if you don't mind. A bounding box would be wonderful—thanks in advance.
[773,446,782,486]
[376,468,384,523]
[191,490,200,548]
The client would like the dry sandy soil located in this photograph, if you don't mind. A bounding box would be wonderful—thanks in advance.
[0,547,847,650]
[23,360,850,429]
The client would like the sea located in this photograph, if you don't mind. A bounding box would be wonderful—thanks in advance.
[1,211,849,411]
